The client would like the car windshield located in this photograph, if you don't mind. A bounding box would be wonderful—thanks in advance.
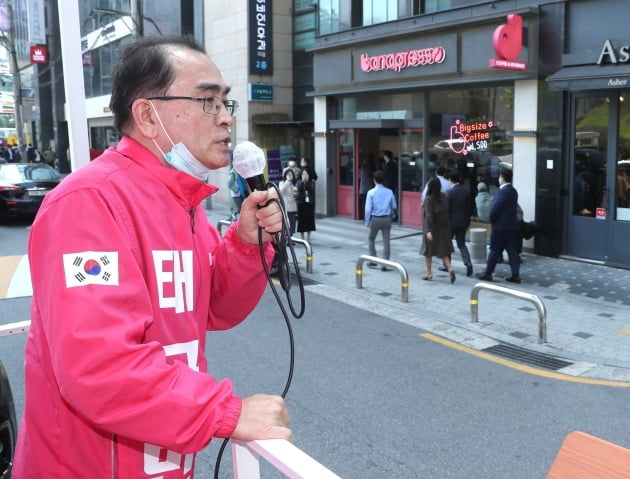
[0,164,59,182]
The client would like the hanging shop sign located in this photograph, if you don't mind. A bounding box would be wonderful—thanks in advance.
[249,0,273,75]
[360,45,446,73]
[489,14,526,71]
[30,45,47,64]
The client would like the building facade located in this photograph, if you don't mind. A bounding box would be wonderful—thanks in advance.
[34,0,630,268]
[308,0,630,268]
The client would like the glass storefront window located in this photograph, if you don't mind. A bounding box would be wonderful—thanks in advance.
[318,0,340,34]
[334,92,424,121]
[573,97,608,218]
[616,92,630,221]
[363,0,397,25]
[428,87,514,195]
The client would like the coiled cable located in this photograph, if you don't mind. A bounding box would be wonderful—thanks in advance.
[213,181,305,478]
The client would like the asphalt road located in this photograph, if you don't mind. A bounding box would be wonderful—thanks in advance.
[1,219,629,478]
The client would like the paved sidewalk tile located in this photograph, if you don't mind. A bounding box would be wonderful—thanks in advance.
[206,206,630,382]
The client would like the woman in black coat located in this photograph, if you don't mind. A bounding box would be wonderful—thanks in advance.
[296,169,316,242]
[421,177,455,282]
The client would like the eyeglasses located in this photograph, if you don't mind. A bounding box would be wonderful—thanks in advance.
[147,95,239,117]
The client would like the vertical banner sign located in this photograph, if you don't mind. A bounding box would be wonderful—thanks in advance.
[0,0,8,33]
[249,0,273,75]
[27,0,46,45]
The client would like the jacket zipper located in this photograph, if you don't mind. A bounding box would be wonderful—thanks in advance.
[189,206,196,233]
[111,433,118,479]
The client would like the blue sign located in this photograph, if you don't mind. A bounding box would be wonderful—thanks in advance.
[249,83,273,101]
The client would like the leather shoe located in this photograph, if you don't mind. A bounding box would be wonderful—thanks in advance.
[476,272,492,281]
[381,266,390,272]
[466,263,473,277]
[438,265,448,272]
[505,275,522,284]
[367,262,378,268]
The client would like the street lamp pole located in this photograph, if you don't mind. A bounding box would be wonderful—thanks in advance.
[5,0,25,152]
[130,0,143,37]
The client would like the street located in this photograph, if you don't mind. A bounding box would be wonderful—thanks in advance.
[1,220,630,478]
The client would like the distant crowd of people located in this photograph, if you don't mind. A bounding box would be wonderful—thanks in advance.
[0,141,58,168]
[228,156,318,242]
[226,148,540,285]
[358,160,540,285]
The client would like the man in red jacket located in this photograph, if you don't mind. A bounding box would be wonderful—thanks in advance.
[13,35,290,478]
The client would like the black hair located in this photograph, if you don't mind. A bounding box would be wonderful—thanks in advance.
[500,167,513,183]
[373,170,384,183]
[110,35,206,134]
[427,176,441,197]
[449,169,461,183]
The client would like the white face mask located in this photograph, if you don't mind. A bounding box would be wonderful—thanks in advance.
[150,101,210,182]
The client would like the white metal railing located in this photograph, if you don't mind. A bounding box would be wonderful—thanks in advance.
[232,439,341,478]
[0,320,30,337]
[0,320,342,477]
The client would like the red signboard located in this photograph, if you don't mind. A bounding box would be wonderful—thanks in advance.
[30,45,48,64]
[489,14,526,71]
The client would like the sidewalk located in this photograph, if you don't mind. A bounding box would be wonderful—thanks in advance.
[206,205,630,382]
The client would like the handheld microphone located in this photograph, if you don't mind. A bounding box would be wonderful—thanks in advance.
[232,141,267,192]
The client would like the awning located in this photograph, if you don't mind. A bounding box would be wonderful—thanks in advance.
[546,64,630,91]
[253,120,313,127]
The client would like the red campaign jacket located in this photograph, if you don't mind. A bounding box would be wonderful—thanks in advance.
[13,137,274,478]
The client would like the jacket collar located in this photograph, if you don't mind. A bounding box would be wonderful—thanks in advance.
[115,136,218,208]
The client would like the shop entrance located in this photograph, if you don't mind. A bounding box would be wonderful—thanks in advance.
[567,92,630,265]
[334,128,423,226]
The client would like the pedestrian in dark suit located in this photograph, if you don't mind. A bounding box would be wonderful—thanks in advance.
[447,170,473,277]
[381,150,397,196]
[476,168,521,283]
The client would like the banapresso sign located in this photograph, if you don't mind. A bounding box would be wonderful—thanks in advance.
[360,46,446,73]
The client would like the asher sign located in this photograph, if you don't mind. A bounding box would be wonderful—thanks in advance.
[597,39,630,65]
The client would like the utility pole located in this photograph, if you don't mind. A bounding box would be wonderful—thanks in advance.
[5,0,24,151]
[130,0,143,37]
[45,0,58,151]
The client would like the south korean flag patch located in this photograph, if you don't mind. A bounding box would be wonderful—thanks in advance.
[63,252,119,288]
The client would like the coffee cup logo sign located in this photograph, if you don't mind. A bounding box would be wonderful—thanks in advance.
[448,119,493,156]
[489,14,526,70]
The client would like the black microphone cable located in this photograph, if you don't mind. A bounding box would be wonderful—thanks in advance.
[213,181,305,479]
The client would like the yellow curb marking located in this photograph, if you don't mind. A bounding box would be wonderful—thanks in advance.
[421,332,630,388]
[617,327,630,336]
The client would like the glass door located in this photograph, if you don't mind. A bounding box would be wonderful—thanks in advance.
[399,129,423,227]
[567,95,609,260]
[567,92,630,265]
[607,91,630,265]
[336,130,355,217]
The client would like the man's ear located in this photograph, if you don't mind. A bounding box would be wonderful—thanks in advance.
[130,98,160,139]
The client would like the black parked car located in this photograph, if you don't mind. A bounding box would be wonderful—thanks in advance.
[0,163,62,221]
[0,360,16,478]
